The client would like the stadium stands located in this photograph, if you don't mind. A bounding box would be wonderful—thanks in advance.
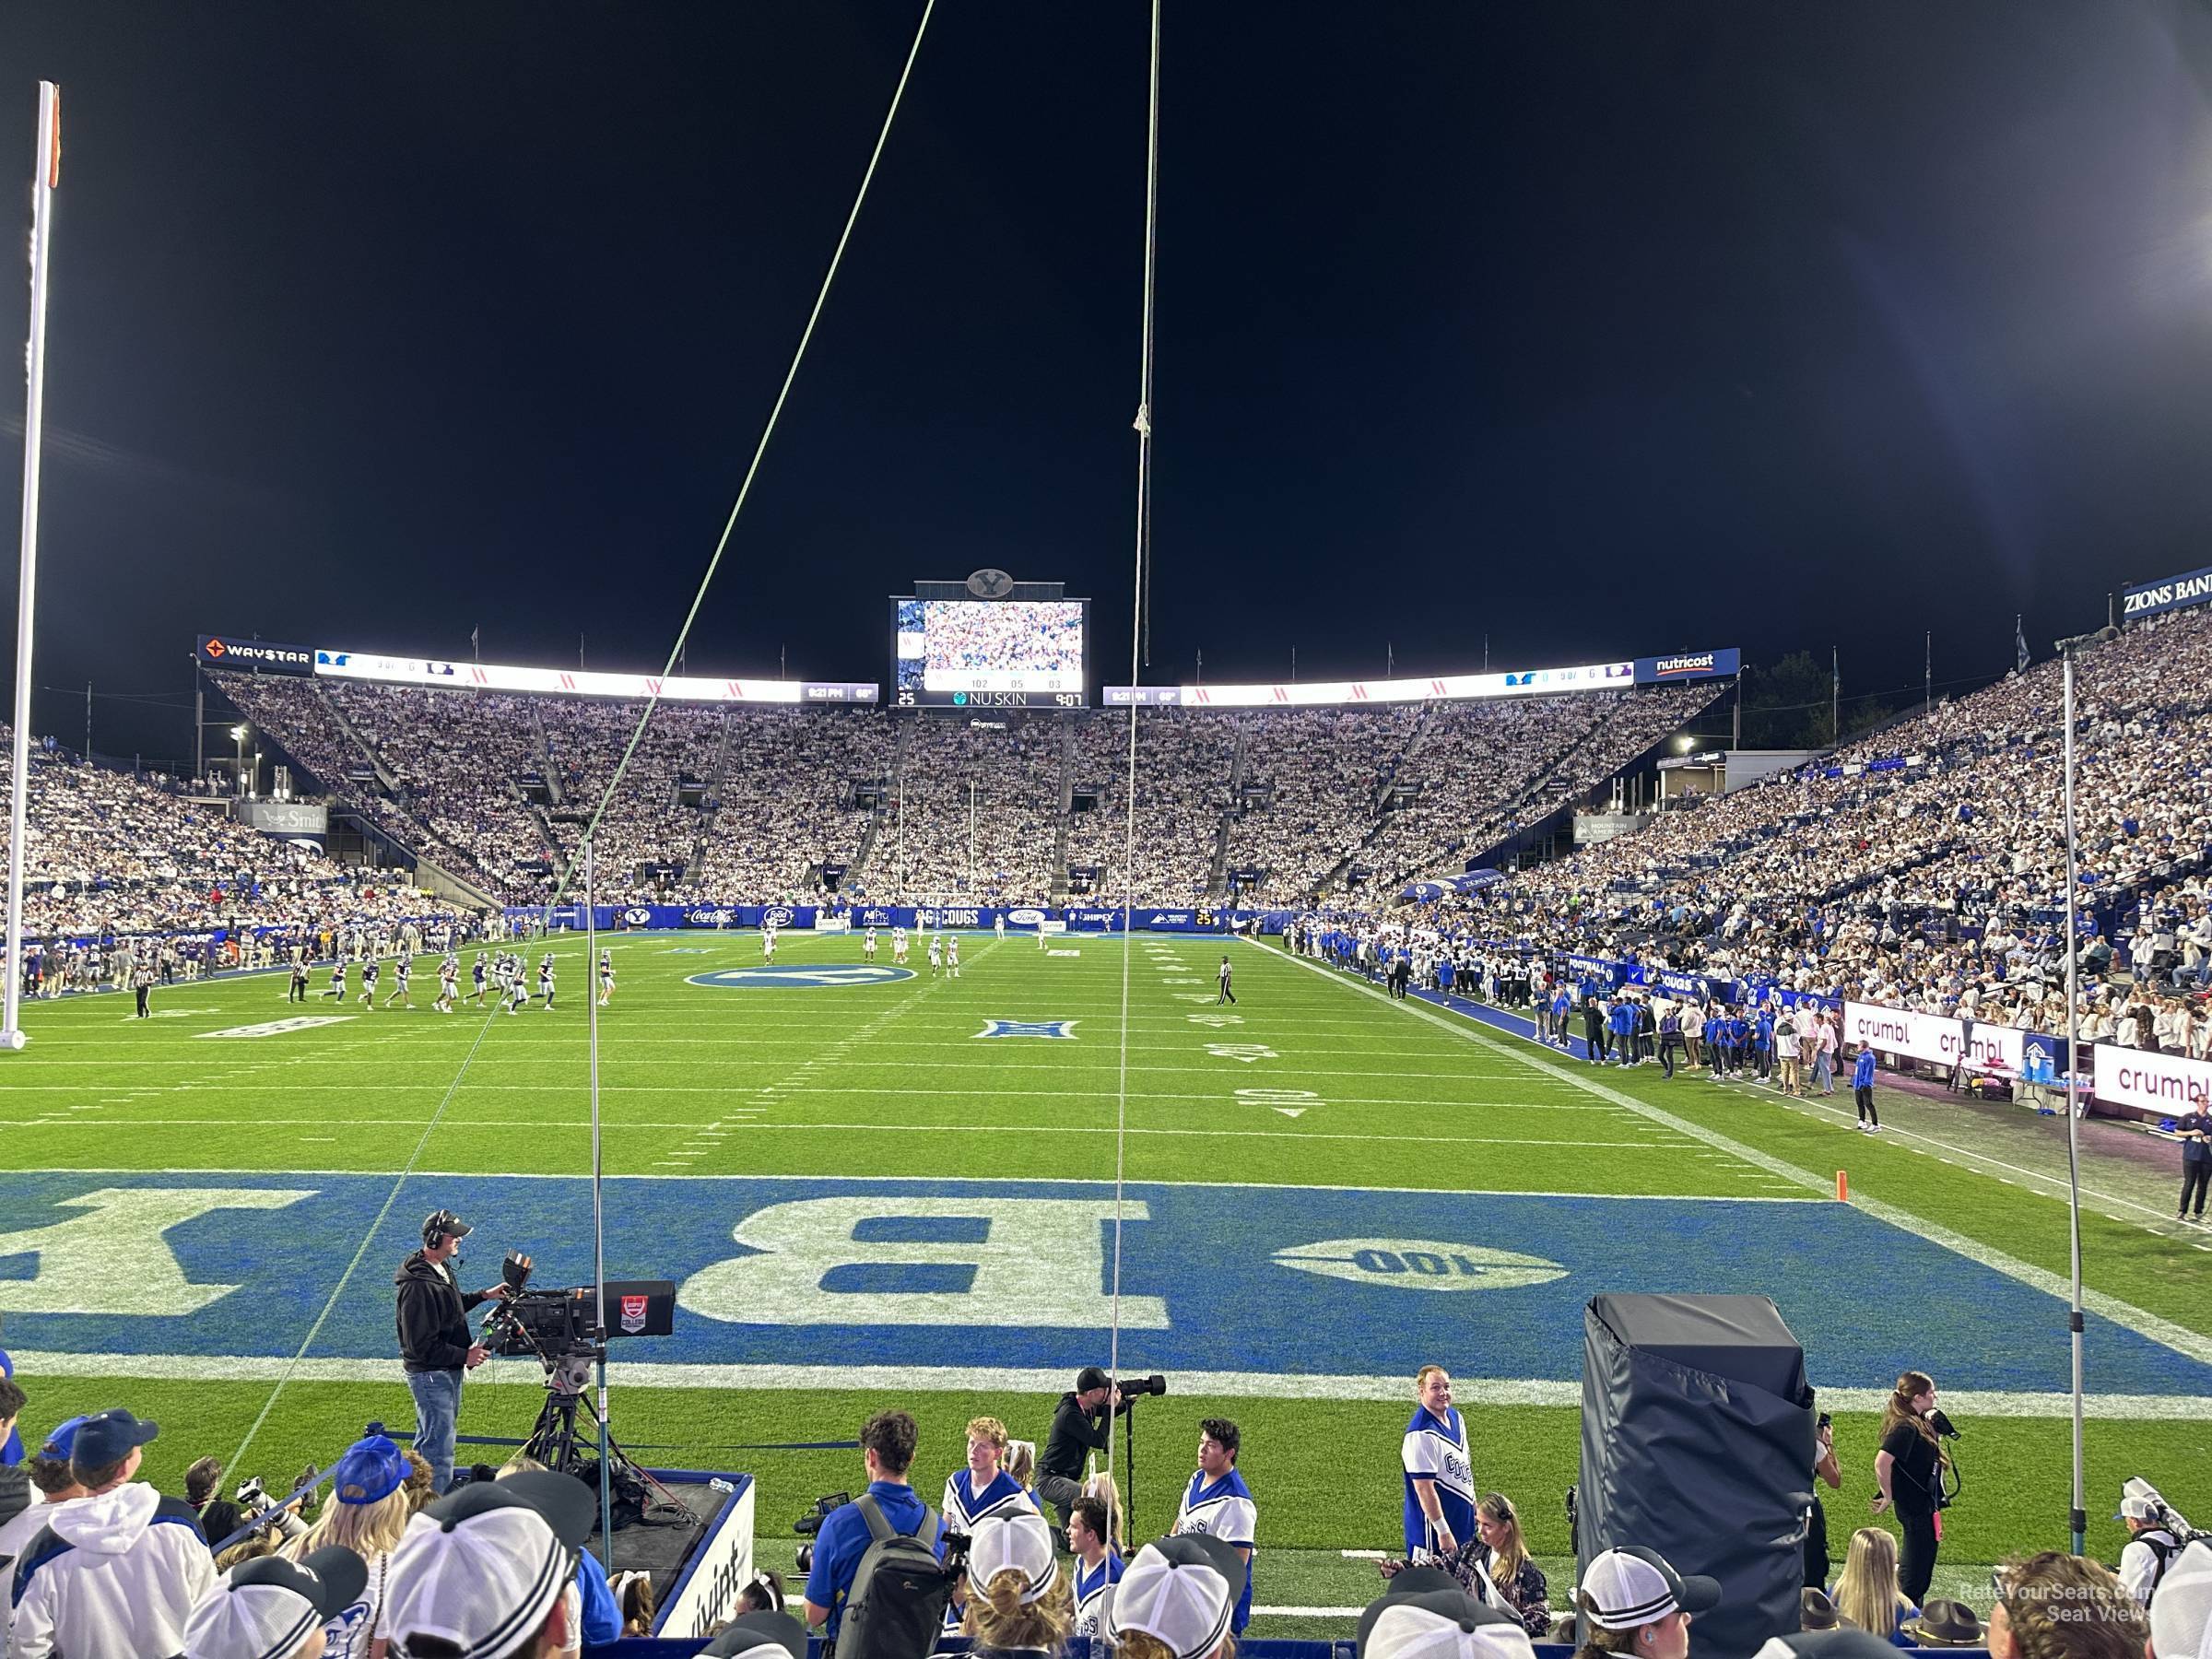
[204,672,1714,912]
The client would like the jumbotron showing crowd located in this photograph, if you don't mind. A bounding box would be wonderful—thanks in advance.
[0,606,2206,1056]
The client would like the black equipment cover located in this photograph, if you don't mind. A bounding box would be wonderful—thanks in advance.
[1580,1293,1816,1658]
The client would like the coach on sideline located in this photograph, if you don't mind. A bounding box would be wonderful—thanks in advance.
[394,1209,518,1494]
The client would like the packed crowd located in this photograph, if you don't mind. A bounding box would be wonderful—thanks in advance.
[1434,609,2212,1041]
[0,728,458,947]
[2,1362,2205,1659]
[208,674,1714,910]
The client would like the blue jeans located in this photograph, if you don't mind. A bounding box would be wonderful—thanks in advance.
[407,1368,465,1493]
[1811,1051,1833,1091]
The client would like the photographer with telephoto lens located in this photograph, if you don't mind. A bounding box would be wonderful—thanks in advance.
[1039,1368,1163,1530]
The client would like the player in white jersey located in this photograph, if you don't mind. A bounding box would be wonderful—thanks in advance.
[928,935,944,976]
[761,924,778,963]
[383,955,413,1008]
[598,948,615,1006]
[994,912,1006,942]
[359,958,381,1007]
[506,956,531,1014]
[864,925,878,961]
[893,926,909,965]
[537,954,557,1010]
[322,959,348,1000]
[947,936,961,979]
[435,953,459,1012]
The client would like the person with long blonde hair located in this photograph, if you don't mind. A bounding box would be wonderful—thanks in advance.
[962,1511,1074,1656]
[1873,1371,1950,1605]
[1830,1527,1917,1643]
[1471,1491,1551,1637]
[281,1434,413,1659]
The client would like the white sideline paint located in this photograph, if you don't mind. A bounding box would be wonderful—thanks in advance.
[4,1349,2206,1418]
[1254,940,2212,1371]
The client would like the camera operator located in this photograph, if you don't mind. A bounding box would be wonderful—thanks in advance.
[1038,1367,1129,1529]
[393,1209,520,1495]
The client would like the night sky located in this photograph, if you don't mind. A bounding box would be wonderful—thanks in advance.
[4,3,2211,762]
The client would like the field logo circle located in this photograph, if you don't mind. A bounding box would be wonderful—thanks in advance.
[688,964,916,990]
[1269,1238,1566,1292]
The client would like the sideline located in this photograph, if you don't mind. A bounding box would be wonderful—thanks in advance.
[1249,938,2212,1370]
[10,1349,2208,1420]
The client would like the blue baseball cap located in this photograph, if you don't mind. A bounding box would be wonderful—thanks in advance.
[70,1408,160,1469]
[39,1415,89,1463]
[332,1434,407,1506]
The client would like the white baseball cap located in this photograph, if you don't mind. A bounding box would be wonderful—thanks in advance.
[386,1470,596,1659]
[183,1548,370,1659]
[2117,1493,2162,1522]
[2150,1542,2212,1659]
[1107,1539,1234,1659]
[1359,1591,1536,1659]
[965,1511,1060,1605]
[1577,1547,1722,1630]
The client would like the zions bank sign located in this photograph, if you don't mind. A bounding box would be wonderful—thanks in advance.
[2121,566,2212,622]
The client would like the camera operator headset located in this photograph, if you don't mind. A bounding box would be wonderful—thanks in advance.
[394,1208,528,1496]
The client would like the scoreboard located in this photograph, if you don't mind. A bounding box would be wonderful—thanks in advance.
[890,590,1089,709]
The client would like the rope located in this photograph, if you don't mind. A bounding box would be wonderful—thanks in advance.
[1108,0,1164,1486]
[228,1000,510,1472]
[544,0,939,911]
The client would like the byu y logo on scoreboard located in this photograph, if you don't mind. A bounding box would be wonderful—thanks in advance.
[687,965,915,990]
[975,1019,1077,1039]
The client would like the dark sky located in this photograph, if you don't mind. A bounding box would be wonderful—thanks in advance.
[5,3,2212,761]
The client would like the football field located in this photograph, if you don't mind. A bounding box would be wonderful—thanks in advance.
[2,928,2206,1628]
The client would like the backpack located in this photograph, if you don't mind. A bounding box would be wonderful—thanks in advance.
[834,1494,954,1659]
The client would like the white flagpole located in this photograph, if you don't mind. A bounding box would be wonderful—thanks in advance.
[585,839,613,1563]
[3,82,62,1055]
[2061,646,2086,1554]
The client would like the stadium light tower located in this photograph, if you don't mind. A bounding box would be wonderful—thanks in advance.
[2,83,63,1057]
[231,724,248,797]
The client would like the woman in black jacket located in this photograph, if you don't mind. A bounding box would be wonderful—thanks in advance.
[1872,1371,1949,1606]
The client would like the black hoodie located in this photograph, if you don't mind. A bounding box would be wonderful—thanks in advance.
[394,1251,488,1372]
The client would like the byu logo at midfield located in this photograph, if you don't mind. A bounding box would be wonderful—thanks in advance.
[975,1019,1077,1040]
[687,965,916,990]
[1271,1238,1567,1292]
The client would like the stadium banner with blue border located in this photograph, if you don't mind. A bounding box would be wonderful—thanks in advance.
[2122,564,2212,622]
[1632,647,1739,685]
[512,904,1282,935]
[0,1171,2205,1397]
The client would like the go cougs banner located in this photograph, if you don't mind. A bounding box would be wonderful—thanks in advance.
[1842,1001,2026,1073]
[2092,1044,2212,1114]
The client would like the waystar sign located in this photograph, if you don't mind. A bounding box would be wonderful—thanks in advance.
[196,635,314,676]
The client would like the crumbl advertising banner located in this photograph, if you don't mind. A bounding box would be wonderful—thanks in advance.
[2092,1044,2212,1114]
[1843,1001,2026,1073]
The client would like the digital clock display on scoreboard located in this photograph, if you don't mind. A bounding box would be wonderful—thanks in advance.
[890,597,1089,708]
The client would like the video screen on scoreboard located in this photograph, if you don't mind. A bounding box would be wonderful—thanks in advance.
[891,597,1088,708]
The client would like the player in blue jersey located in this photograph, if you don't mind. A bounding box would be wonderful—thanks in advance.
[1401,1364,1476,1559]
[359,957,381,1008]
[1173,1418,1256,1633]
[469,951,488,1006]
[1067,1493,1124,1640]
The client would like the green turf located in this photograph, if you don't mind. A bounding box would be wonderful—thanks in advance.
[4,929,2206,1635]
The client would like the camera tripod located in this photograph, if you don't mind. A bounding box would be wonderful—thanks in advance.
[520,1346,674,1531]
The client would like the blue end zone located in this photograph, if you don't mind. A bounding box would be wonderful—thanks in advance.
[0,1172,2201,1394]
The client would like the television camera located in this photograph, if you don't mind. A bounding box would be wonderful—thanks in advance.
[477,1249,677,1484]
